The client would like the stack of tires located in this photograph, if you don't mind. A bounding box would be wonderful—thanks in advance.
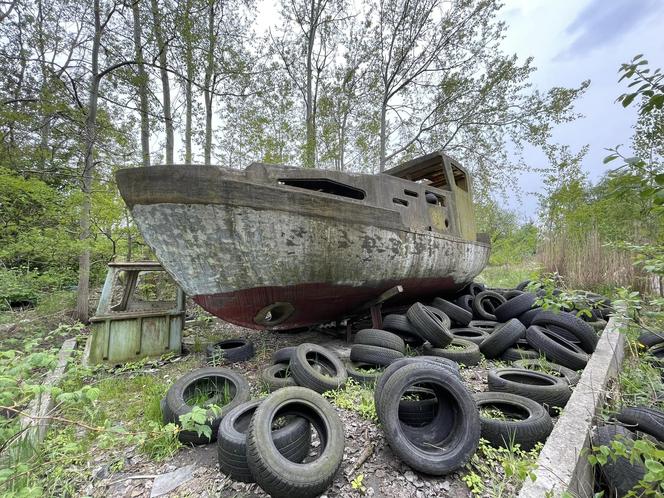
[261,343,348,393]
[592,407,664,496]
[161,365,346,497]
[347,329,405,384]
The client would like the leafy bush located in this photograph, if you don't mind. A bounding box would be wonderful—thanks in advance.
[0,267,77,310]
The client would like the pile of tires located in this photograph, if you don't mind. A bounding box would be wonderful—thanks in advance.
[592,407,664,496]
[218,386,345,497]
[347,328,405,384]
[374,357,480,475]
[261,343,347,393]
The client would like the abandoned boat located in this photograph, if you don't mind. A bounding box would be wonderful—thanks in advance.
[116,151,490,330]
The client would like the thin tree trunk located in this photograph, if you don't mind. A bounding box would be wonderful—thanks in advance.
[203,0,215,164]
[76,0,102,322]
[379,102,387,172]
[304,1,316,168]
[183,0,193,163]
[37,0,50,167]
[150,0,173,163]
[132,0,150,167]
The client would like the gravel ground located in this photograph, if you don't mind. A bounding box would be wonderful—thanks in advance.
[81,315,522,498]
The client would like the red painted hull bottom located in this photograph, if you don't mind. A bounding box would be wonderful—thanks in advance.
[193,277,461,330]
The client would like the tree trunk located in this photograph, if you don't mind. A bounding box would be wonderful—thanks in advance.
[131,0,150,167]
[304,0,316,168]
[203,0,215,164]
[76,0,102,322]
[379,102,387,172]
[150,0,173,164]
[183,0,193,163]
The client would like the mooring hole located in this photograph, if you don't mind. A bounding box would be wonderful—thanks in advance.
[254,302,295,326]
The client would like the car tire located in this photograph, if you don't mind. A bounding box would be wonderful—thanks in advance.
[479,319,526,359]
[247,387,345,498]
[406,302,453,348]
[532,311,598,353]
[431,298,472,326]
[261,363,297,392]
[377,362,480,475]
[512,358,581,386]
[354,329,406,353]
[206,338,254,364]
[290,343,347,393]
[494,293,537,322]
[217,399,310,482]
[525,325,589,371]
[487,368,571,414]
[615,406,664,442]
[450,327,490,345]
[475,392,553,450]
[423,339,482,366]
[472,291,507,321]
[344,361,383,385]
[592,424,645,497]
[164,367,251,445]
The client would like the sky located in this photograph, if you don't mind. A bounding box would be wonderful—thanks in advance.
[499,0,664,219]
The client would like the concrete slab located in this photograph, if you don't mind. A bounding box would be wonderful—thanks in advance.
[518,317,625,498]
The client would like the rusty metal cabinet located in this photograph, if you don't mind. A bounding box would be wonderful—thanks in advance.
[87,262,184,364]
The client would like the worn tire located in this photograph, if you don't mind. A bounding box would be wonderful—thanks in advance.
[398,388,438,427]
[479,319,526,359]
[518,308,541,328]
[217,400,310,482]
[261,363,297,392]
[406,302,453,348]
[431,298,472,326]
[206,338,254,364]
[290,343,347,393]
[494,293,537,323]
[455,294,474,313]
[344,361,383,385]
[615,406,664,442]
[592,424,645,497]
[475,392,553,450]
[382,314,424,346]
[350,344,404,366]
[247,387,345,498]
[513,359,581,386]
[469,320,499,333]
[374,357,461,409]
[502,289,524,300]
[526,325,589,371]
[487,368,571,414]
[638,329,664,348]
[466,282,486,296]
[423,339,482,366]
[165,367,251,444]
[500,346,540,362]
[451,327,490,345]
[271,347,298,365]
[377,363,480,475]
[532,311,598,353]
[354,329,405,353]
[516,280,531,291]
[472,290,507,321]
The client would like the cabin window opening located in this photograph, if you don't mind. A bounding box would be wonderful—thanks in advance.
[393,198,408,207]
[278,178,365,200]
[425,191,446,207]
[451,165,469,192]
[444,219,450,228]
[404,189,418,197]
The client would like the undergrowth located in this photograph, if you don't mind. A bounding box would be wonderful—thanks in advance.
[323,378,377,421]
[463,438,541,496]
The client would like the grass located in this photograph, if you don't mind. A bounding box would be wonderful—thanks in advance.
[323,379,377,421]
[463,439,542,497]
[476,261,540,289]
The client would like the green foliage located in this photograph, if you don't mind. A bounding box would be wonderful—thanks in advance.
[525,273,603,318]
[350,473,367,494]
[463,439,541,496]
[589,433,664,497]
[475,200,538,266]
[323,379,377,421]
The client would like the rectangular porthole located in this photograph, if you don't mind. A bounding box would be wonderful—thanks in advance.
[393,198,409,207]
[404,189,418,197]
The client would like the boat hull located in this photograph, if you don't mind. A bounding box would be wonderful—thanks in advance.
[130,201,490,330]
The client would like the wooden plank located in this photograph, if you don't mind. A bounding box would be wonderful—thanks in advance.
[18,338,77,451]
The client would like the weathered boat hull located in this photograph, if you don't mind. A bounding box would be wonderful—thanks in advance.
[130,201,489,329]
